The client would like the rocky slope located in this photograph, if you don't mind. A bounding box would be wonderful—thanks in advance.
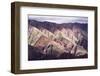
[28,19,88,60]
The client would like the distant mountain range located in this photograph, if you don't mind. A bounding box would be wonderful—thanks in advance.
[28,19,88,33]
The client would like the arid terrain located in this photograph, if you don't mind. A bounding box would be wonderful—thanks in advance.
[28,19,88,60]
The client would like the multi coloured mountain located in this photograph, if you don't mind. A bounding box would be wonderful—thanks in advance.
[28,19,88,60]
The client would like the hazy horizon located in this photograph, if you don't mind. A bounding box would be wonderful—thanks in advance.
[28,15,88,24]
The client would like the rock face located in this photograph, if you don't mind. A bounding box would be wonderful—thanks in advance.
[28,19,88,60]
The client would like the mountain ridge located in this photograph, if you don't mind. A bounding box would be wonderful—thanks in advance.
[28,19,88,33]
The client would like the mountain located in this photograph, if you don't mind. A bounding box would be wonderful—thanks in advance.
[28,19,88,43]
[28,19,88,33]
[28,19,88,60]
